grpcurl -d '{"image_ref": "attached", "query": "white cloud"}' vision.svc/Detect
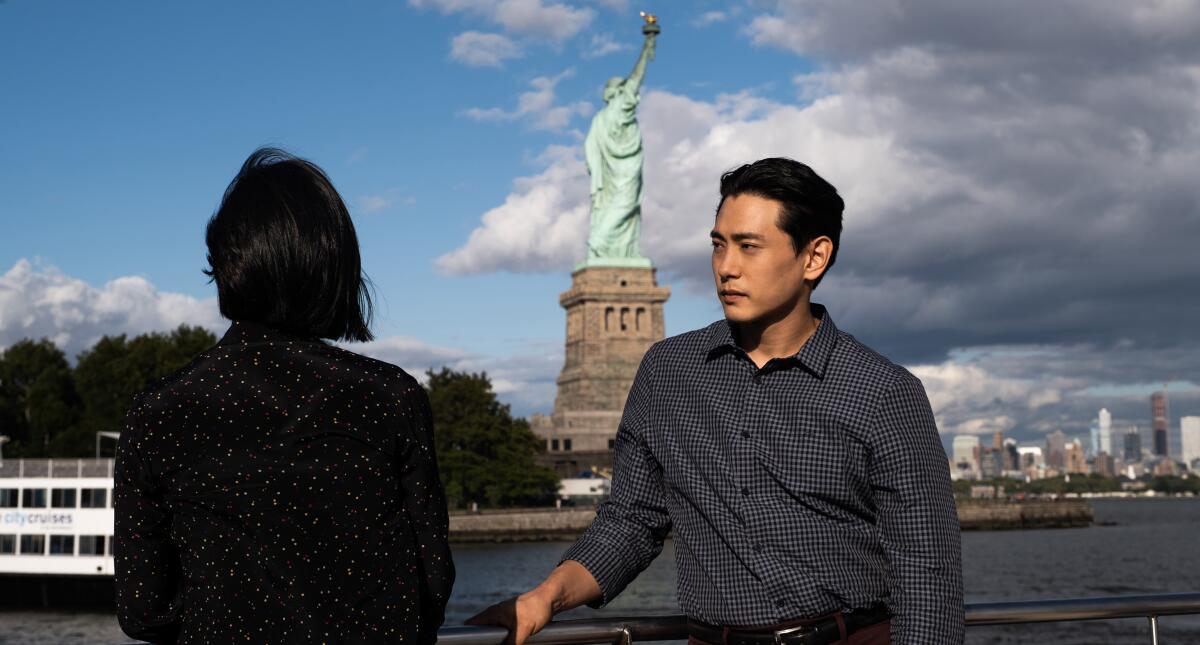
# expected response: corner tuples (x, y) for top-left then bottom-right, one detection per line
(693, 11), (729, 28)
(450, 31), (523, 67)
(356, 195), (393, 214)
(909, 360), (1064, 436)
(346, 146), (369, 164)
(354, 189), (415, 215)
(0, 259), (223, 359)
(462, 68), (593, 131)
(593, 0), (627, 11)
(352, 335), (475, 374)
(582, 33), (628, 59)
(410, 0), (594, 43)
(353, 336), (562, 416)
(435, 144), (589, 274)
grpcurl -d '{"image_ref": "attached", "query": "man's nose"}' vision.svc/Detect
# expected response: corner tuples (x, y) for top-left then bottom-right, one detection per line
(715, 250), (741, 280)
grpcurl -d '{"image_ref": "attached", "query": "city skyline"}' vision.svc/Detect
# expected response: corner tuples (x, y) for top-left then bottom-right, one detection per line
(2, 1), (1199, 449)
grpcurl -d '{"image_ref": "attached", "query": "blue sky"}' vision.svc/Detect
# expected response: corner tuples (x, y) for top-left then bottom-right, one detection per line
(0, 1), (810, 352)
(3, 1), (1199, 450)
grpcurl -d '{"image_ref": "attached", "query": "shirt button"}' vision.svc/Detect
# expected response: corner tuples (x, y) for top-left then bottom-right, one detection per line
(741, 487), (750, 496)
(753, 542), (763, 553)
(775, 599), (788, 609)
(741, 430), (750, 439)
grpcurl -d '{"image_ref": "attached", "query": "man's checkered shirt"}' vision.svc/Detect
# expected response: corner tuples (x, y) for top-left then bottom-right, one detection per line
(562, 305), (964, 644)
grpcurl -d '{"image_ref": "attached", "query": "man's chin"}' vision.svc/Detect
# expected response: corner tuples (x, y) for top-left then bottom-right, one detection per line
(720, 304), (758, 324)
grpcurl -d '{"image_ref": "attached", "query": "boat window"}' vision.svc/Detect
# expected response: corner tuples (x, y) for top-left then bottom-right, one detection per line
(19, 534), (45, 555)
(0, 535), (14, 554)
(78, 535), (105, 556)
(81, 488), (107, 508)
(51, 488), (77, 508)
(0, 489), (17, 508)
(49, 535), (74, 556)
(21, 489), (47, 508)
(107, 535), (114, 556)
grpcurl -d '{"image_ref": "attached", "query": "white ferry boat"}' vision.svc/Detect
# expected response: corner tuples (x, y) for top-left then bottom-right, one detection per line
(0, 458), (115, 605)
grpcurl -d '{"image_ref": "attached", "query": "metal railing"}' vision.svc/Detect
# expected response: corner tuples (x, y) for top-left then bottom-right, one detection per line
(436, 593), (1200, 645)
(0, 458), (115, 478)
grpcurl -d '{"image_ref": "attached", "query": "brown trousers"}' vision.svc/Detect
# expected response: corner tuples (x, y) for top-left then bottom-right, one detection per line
(687, 619), (891, 645)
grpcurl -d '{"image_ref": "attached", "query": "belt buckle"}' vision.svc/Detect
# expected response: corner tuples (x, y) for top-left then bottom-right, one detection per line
(771, 624), (813, 645)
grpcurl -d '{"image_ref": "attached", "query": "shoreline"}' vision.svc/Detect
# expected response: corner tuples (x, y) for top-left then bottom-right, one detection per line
(448, 499), (1100, 543)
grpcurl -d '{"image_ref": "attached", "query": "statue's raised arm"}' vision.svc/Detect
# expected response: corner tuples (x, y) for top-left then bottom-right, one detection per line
(626, 13), (659, 93)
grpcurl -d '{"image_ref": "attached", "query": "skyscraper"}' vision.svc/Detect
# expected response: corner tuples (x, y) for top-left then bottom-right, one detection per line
(952, 435), (982, 476)
(1151, 391), (1169, 457)
(1065, 439), (1087, 474)
(1124, 426), (1142, 462)
(1046, 430), (1067, 469)
(1182, 416), (1200, 470)
(1098, 408), (1112, 455)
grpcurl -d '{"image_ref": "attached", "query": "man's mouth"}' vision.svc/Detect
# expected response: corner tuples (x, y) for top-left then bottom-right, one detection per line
(719, 290), (747, 303)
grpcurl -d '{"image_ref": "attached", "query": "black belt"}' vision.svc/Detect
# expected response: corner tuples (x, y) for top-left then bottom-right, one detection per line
(686, 605), (890, 645)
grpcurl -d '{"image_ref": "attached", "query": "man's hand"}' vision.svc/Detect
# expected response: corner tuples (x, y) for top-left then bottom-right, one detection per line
(466, 560), (602, 645)
(465, 587), (555, 645)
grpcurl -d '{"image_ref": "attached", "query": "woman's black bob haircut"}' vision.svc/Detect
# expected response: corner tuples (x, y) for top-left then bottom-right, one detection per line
(203, 147), (374, 342)
(717, 157), (844, 289)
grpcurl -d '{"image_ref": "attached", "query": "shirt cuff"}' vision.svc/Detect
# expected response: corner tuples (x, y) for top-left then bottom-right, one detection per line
(560, 536), (640, 608)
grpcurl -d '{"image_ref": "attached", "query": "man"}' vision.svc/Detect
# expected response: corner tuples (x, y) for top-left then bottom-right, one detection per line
(469, 158), (963, 644)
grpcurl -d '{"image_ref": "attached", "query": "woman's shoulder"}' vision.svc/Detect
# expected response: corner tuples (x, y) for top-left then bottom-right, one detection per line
(314, 342), (423, 395)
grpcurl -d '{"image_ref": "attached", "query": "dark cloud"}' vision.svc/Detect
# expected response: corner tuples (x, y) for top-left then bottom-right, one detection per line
(442, 1), (1200, 434)
(725, 1), (1200, 369)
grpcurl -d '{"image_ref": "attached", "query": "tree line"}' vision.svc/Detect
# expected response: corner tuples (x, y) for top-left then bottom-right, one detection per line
(0, 326), (558, 508)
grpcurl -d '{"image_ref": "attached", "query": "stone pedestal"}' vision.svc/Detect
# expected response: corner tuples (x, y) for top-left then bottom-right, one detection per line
(534, 265), (669, 477)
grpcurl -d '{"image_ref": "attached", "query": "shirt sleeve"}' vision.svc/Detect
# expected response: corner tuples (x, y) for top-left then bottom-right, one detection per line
(560, 348), (671, 606)
(399, 385), (456, 644)
(114, 398), (183, 645)
(868, 371), (964, 645)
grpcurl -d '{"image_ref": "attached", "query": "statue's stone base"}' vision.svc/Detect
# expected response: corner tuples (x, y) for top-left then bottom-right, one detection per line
(532, 265), (670, 478)
(575, 256), (653, 271)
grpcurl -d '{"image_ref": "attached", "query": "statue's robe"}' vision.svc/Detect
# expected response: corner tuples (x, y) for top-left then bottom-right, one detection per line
(584, 81), (644, 260)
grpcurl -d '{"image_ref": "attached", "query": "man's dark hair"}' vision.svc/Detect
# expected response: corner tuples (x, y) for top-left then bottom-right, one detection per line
(204, 147), (374, 342)
(718, 157), (844, 289)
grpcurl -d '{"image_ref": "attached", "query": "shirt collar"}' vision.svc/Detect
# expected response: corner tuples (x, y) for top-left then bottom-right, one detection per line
(217, 319), (323, 346)
(705, 303), (838, 378)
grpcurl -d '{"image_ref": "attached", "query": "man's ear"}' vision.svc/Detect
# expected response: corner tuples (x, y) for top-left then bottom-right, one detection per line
(803, 236), (834, 283)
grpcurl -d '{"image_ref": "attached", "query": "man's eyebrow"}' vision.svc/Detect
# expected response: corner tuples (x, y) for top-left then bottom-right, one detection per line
(710, 231), (767, 241)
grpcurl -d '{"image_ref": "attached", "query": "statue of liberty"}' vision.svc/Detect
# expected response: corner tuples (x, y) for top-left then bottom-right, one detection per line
(581, 14), (659, 268)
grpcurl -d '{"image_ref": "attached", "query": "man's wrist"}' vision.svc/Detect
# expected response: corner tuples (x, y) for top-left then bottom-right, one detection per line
(528, 577), (567, 614)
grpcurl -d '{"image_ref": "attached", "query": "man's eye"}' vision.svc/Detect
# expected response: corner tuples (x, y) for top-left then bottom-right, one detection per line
(740, 243), (756, 250)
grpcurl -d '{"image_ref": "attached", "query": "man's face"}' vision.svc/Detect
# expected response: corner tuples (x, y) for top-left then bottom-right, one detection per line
(710, 194), (812, 325)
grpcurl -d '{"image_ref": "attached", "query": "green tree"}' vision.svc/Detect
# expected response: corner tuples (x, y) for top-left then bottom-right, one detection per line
(0, 339), (79, 457)
(1149, 476), (1200, 495)
(425, 368), (559, 509)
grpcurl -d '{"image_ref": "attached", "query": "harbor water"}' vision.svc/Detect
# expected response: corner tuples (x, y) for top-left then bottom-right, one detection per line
(1, 499), (1198, 644)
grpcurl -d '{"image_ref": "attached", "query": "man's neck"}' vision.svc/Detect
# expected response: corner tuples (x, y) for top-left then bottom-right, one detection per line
(733, 300), (820, 369)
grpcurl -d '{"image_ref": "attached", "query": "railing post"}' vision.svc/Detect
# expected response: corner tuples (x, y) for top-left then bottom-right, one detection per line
(1148, 615), (1159, 645)
(613, 626), (632, 645)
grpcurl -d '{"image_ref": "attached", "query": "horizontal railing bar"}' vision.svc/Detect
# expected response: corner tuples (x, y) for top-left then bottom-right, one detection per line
(435, 593), (1200, 645)
(965, 592), (1200, 625)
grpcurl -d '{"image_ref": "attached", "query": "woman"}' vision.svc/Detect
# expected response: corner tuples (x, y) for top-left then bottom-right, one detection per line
(115, 148), (454, 644)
